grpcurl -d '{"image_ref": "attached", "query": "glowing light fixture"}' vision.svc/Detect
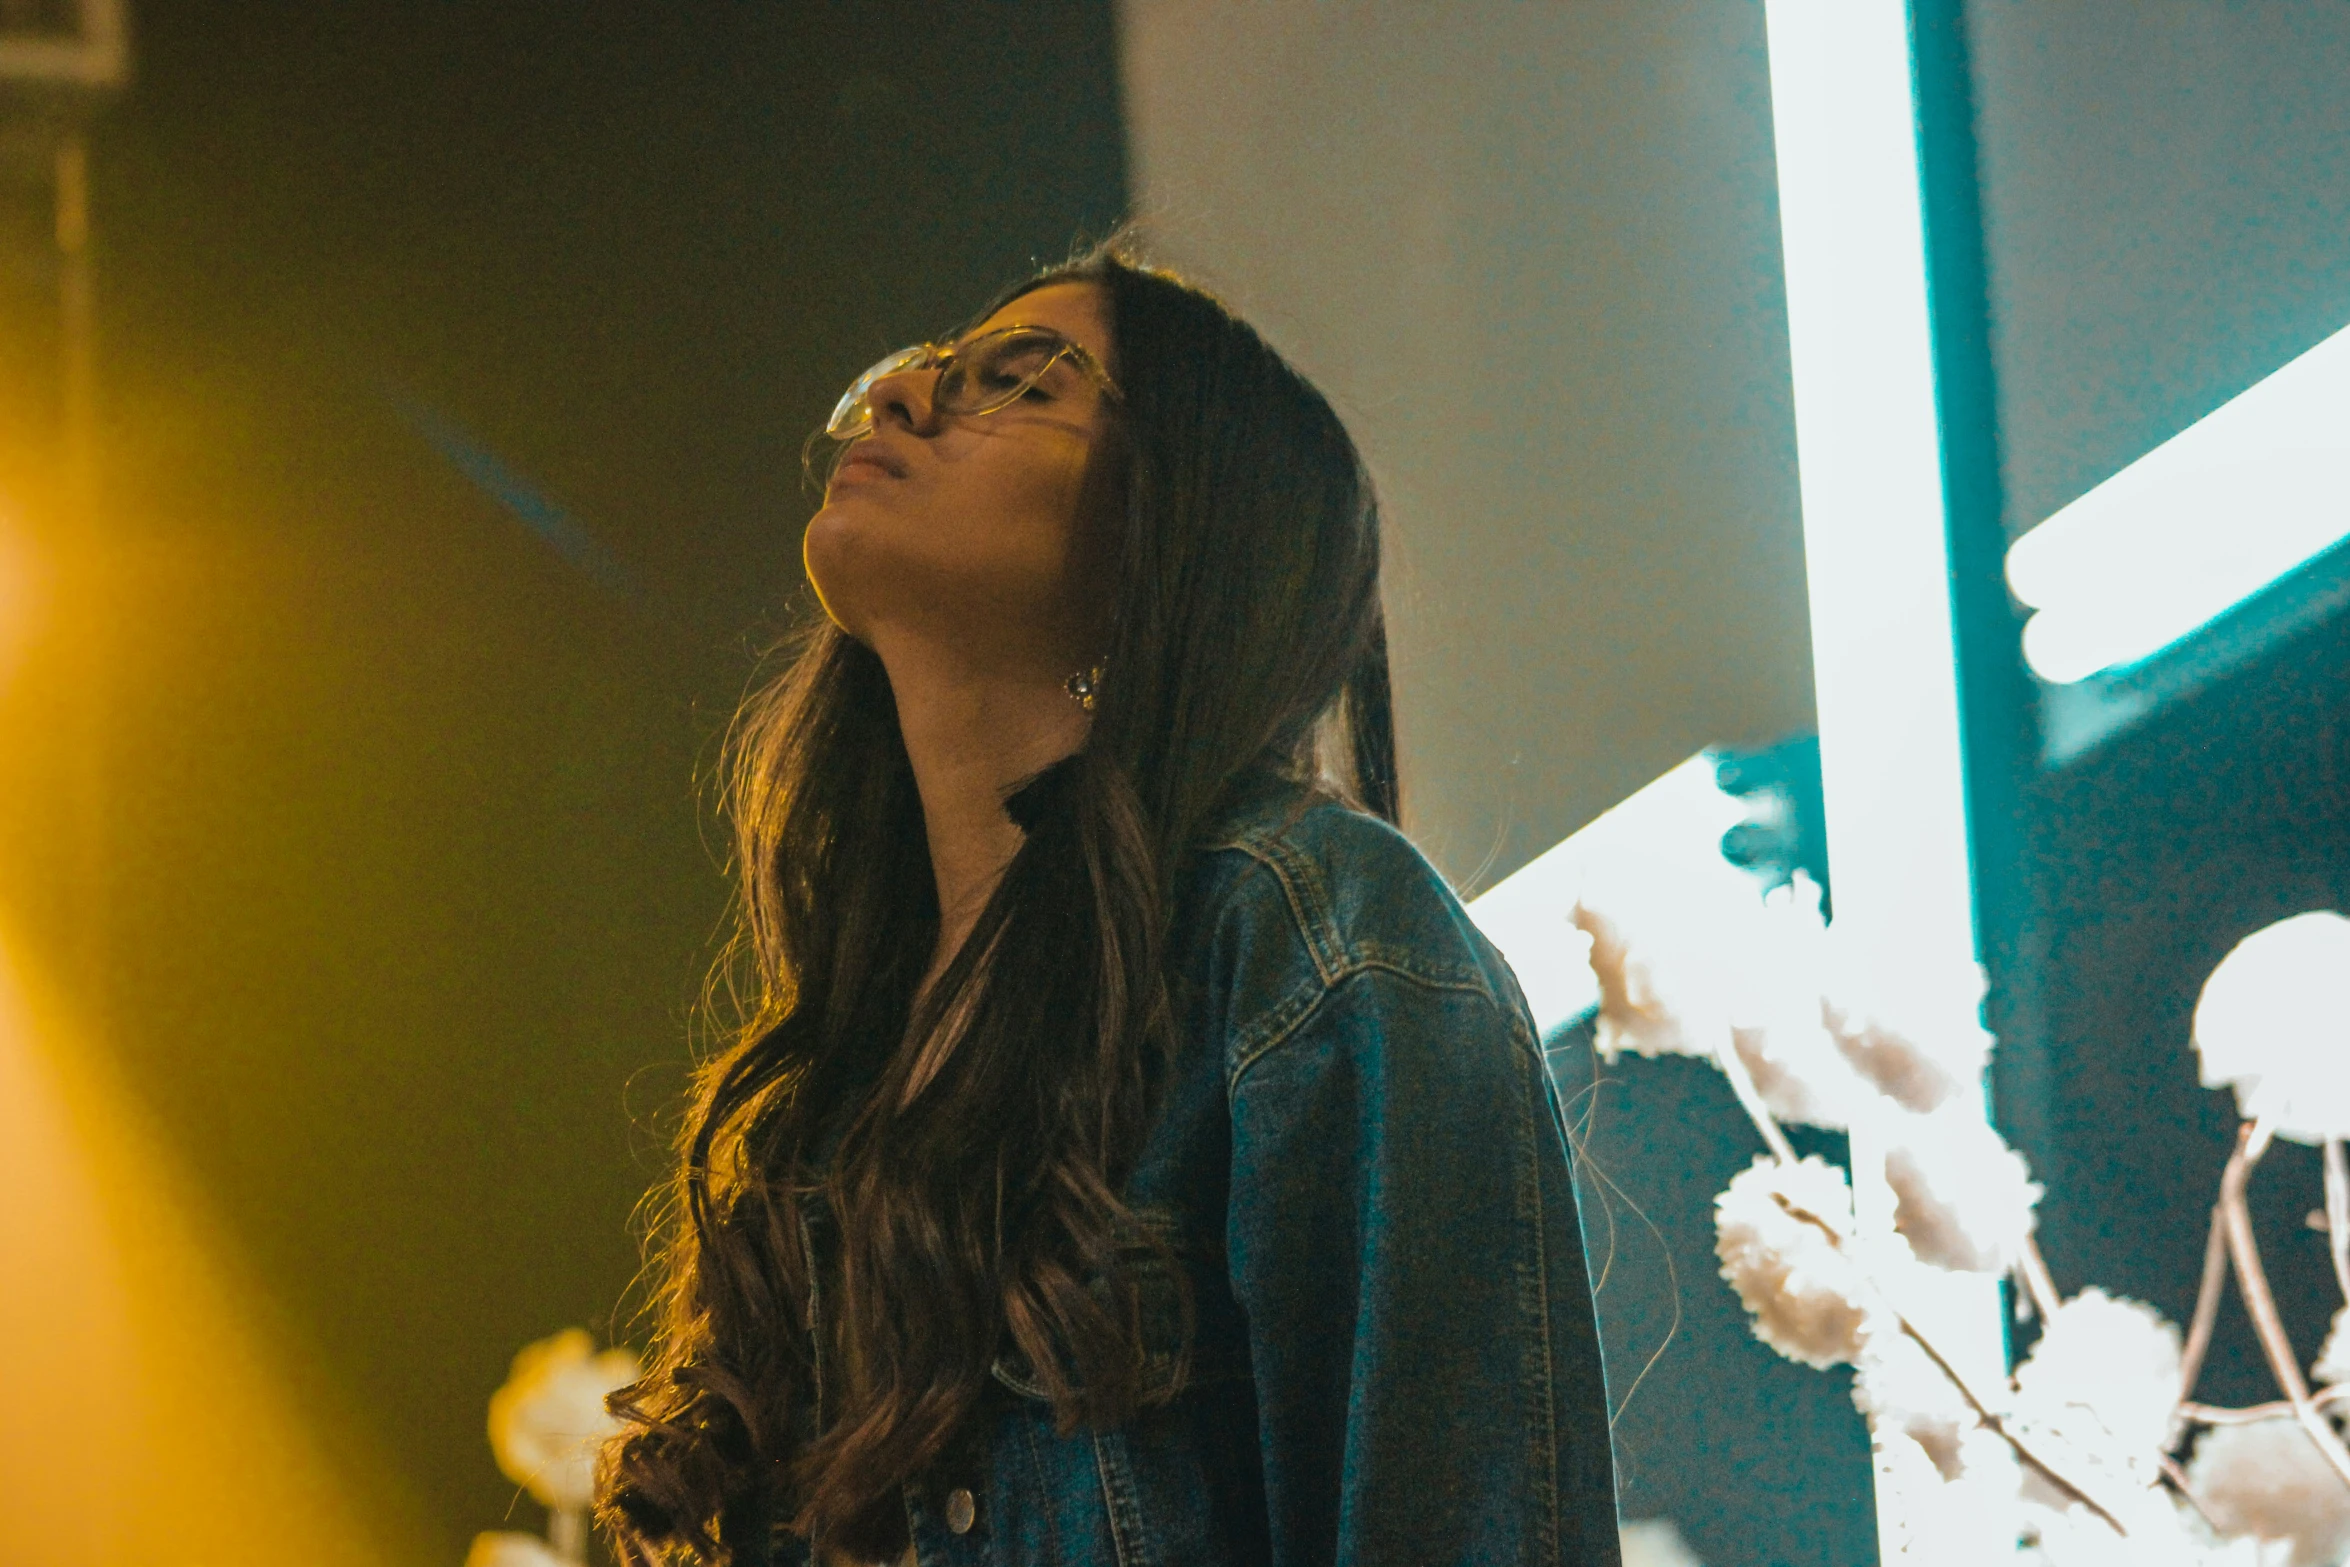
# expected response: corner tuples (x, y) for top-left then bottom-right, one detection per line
(1763, 0), (1976, 993)
(1762, 1), (2008, 1552)
(2006, 319), (2350, 685)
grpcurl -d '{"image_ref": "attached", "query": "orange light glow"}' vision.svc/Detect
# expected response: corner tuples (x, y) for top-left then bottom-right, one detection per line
(0, 507), (36, 693)
(0, 921), (429, 1566)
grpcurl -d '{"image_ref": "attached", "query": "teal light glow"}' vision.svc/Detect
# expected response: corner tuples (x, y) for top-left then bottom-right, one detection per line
(2007, 319), (2350, 685)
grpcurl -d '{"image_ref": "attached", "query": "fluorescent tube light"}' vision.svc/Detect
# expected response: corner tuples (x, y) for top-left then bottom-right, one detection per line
(1762, 2), (2009, 1553)
(2007, 319), (2350, 685)
(1762, 0), (1980, 1046)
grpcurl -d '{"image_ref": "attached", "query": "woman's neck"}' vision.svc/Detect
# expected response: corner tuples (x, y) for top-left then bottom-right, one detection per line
(876, 634), (1090, 990)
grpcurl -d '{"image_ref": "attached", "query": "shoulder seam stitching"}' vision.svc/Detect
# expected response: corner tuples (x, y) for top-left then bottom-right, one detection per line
(1227, 958), (1499, 1091)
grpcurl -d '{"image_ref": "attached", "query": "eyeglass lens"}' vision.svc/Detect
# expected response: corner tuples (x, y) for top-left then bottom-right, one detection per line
(825, 345), (929, 439)
(947, 334), (1067, 412)
(826, 330), (1076, 440)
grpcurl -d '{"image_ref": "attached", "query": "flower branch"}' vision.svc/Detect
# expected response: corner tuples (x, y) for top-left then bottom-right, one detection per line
(2215, 1118), (2350, 1489)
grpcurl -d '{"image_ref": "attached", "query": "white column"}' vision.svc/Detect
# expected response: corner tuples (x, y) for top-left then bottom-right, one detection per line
(1762, 3), (2012, 1558)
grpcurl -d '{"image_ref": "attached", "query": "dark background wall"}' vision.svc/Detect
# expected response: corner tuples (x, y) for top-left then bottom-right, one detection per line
(1, 3), (1127, 1557)
(1968, 0), (2350, 1416)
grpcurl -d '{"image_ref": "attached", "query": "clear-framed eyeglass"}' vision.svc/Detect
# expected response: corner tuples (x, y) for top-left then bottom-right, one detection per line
(823, 324), (1122, 442)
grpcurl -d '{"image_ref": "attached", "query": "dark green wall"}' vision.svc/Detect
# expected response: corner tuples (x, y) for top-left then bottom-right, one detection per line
(1966, 0), (2350, 1426)
(49, 3), (1126, 1553)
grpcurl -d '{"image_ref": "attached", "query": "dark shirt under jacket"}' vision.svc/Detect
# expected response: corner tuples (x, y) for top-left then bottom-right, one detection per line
(780, 782), (1622, 1567)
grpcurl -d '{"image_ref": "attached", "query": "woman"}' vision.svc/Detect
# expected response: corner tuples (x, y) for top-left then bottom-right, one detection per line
(600, 242), (1619, 1566)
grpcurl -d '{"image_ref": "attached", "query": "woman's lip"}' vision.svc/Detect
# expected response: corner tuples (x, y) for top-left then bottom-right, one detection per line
(829, 460), (887, 488)
(835, 446), (906, 481)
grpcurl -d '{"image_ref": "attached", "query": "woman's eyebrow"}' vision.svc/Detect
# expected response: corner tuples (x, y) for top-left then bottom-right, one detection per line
(941, 323), (1029, 359)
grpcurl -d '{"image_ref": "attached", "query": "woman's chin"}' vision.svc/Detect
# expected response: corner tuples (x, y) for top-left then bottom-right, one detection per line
(804, 515), (900, 638)
(803, 498), (873, 568)
(808, 487), (866, 530)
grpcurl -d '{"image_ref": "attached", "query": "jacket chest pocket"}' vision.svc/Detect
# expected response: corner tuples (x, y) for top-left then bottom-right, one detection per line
(990, 1206), (1194, 1407)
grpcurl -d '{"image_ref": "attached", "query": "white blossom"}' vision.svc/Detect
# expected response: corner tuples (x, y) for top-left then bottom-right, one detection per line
(1573, 896), (1712, 1062)
(1726, 878), (1876, 1130)
(2187, 1418), (2350, 1567)
(1856, 1320), (2026, 1561)
(464, 1534), (570, 1567)
(1728, 1002), (1874, 1131)
(2172, 1527), (2301, 1567)
(1880, 1108), (2044, 1275)
(488, 1327), (643, 1512)
(1618, 1519), (1706, 1567)
(2314, 1306), (2350, 1388)
(2011, 1289), (2183, 1489)
(2192, 911), (2350, 1145)
(2019, 1488), (2209, 1567)
(1816, 931), (1995, 1117)
(1854, 1324), (1983, 1481)
(1714, 1154), (1876, 1369)
(1872, 1419), (2025, 1562)
(1578, 873), (1876, 1129)
(1821, 989), (1987, 1117)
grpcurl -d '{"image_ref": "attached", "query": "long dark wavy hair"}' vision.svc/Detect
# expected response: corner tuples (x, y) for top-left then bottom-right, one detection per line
(598, 241), (1397, 1563)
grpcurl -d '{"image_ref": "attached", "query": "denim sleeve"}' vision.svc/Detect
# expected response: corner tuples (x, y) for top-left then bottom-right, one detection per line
(1224, 964), (1620, 1567)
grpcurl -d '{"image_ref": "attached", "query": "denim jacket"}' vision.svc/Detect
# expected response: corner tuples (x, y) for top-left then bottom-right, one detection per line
(779, 785), (1620, 1567)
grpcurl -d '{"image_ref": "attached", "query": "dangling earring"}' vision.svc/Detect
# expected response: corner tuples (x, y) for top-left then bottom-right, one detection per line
(1063, 662), (1105, 712)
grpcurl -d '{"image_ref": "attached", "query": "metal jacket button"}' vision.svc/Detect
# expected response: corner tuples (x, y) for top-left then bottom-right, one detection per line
(944, 1487), (976, 1535)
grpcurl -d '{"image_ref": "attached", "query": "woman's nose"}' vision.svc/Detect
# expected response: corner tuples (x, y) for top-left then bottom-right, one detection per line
(866, 363), (942, 435)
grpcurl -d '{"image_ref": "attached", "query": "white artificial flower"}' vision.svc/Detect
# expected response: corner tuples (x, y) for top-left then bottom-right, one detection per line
(1714, 1154), (1877, 1369)
(2019, 1485), (2209, 1567)
(1573, 896), (1714, 1062)
(1817, 933), (1995, 1117)
(1618, 1518), (1706, 1567)
(488, 1328), (643, 1512)
(1821, 991), (1989, 1117)
(2010, 1289), (2183, 1491)
(2173, 1529), (2300, 1567)
(1725, 878), (1876, 1130)
(2315, 1306), (2350, 1388)
(1578, 873), (1875, 1129)
(2187, 1418), (2350, 1567)
(1880, 1108), (2044, 1275)
(464, 1533), (570, 1567)
(1727, 981), (1878, 1132)
(1854, 1324), (1984, 1482)
(2192, 911), (2350, 1145)
(1872, 1420), (2025, 1563)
